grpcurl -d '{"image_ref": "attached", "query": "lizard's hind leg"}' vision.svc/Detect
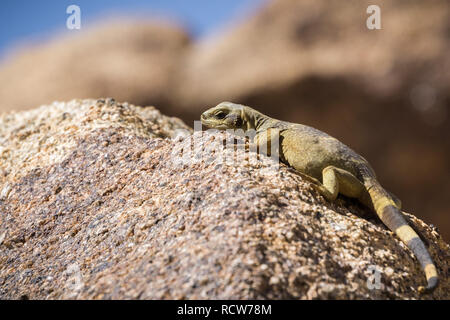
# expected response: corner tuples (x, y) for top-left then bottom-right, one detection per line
(318, 166), (372, 207)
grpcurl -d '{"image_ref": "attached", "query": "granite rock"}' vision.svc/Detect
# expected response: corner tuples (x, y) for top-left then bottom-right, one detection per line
(0, 99), (448, 299)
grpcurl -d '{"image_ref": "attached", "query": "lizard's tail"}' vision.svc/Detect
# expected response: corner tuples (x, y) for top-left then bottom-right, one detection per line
(362, 174), (438, 293)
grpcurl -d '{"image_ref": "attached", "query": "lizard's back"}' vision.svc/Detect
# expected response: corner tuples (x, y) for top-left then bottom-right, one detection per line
(275, 122), (375, 181)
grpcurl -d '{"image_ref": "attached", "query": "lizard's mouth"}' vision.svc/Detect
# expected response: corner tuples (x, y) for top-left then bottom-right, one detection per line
(200, 117), (228, 129)
(202, 122), (228, 130)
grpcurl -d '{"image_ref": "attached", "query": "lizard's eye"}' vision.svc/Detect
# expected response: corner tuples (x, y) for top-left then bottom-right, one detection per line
(215, 111), (227, 119)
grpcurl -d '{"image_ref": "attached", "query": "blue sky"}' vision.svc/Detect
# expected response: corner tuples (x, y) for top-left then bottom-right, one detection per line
(0, 0), (264, 55)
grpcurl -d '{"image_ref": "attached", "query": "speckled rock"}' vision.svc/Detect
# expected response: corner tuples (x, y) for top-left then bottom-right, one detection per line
(0, 99), (448, 299)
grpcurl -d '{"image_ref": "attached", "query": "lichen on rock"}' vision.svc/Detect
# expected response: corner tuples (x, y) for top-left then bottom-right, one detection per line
(0, 99), (448, 299)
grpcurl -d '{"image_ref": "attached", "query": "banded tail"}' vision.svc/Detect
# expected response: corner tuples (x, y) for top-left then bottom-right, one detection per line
(362, 175), (438, 293)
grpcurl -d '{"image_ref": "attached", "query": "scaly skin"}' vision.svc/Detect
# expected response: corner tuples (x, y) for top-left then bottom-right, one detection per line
(201, 101), (438, 293)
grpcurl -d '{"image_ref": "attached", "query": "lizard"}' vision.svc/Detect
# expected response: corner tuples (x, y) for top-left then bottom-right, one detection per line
(200, 101), (438, 294)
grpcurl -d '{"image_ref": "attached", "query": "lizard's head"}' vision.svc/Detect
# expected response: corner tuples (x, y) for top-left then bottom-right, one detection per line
(201, 102), (246, 130)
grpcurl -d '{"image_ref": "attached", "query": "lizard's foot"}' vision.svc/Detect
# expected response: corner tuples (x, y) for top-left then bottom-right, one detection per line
(310, 184), (336, 202)
(290, 169), (337, 202)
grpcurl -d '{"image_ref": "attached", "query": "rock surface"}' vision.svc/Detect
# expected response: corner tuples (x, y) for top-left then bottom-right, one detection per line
(0, 99), (448, 299)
